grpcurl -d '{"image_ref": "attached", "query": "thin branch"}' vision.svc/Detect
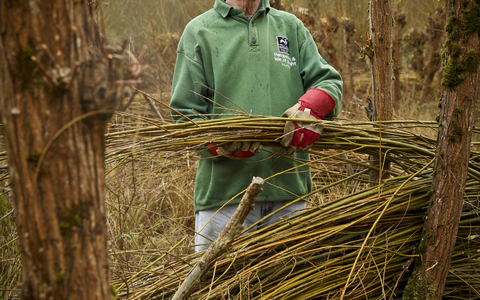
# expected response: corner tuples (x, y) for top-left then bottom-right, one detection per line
(171, 177), (265, 300)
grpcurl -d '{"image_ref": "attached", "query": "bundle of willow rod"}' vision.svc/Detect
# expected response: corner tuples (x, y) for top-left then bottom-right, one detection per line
(107, 116), (480, 299)
(112, 175), (480, 299)
(105, 115), (480, 181)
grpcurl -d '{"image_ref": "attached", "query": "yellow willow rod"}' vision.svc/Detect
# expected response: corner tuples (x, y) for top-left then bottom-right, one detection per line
(448, 269), (480, 297)
(340, 156), (436, 300)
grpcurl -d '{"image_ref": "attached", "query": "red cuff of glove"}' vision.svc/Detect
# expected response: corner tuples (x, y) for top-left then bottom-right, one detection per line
(290, 89), (335, 149)
(208, 146), (255, 159)
(298, 88), (336, 119)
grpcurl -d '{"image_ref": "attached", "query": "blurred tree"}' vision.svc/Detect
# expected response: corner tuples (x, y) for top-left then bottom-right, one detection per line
(368, 0), (394, 121)
(403, 0), (480, 298)
(367, 0), (394, 184)
(392, 10), (407, 113)
(341, 17), (356, 100)
(319, 17), (341, 72)
(0, 1), (136, 298)
(420, 6), (447, 101)
(405, 29), (428, 79)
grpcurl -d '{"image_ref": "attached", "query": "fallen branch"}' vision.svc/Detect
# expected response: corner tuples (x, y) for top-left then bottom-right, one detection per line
(171, 176), (264, 300)
(141, 93), (164, 121)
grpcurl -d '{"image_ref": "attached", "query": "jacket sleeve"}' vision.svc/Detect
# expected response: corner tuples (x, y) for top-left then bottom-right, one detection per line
(298, 24), (343, 119)
(170, 26), (211, 124)
(170, 26), (221, 160)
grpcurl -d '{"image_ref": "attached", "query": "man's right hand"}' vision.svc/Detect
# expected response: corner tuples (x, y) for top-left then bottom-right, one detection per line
(209, 141), (263, 159)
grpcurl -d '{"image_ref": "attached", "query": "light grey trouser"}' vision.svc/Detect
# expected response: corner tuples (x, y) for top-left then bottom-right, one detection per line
(194, 200), (306, 252)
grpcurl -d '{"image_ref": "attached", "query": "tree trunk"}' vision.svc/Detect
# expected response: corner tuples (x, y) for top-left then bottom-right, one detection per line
(420, 6), (446, 101)
(0, 1), (132, 298)
(403, 1), (479, 299)
(392, 10), (406, 114)
(368, 0), (393, 184)
(405, 29), (427, 80)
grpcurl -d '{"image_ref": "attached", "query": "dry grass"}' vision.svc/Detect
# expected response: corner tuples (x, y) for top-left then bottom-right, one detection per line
(0, 128), (19, 299)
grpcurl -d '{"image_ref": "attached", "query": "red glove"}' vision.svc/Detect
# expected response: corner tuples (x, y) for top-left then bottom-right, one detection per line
(208, 141), (262, 159)
(280, 89), (335, 154)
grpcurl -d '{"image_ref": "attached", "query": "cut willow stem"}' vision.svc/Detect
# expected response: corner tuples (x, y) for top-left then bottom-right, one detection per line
(340, 156), (435, 299)
(171, 176), (264, 300)
(142, 93), (164, 121)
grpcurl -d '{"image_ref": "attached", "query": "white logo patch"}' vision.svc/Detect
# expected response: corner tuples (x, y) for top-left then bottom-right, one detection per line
(277, 36), (290, 54)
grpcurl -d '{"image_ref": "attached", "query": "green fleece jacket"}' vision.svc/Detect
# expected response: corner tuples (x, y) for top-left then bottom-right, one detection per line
(170, 0), (343, 213)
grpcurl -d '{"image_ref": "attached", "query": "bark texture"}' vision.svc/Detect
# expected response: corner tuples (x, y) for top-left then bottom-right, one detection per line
(0, 1), (132, 299)
(368, 0), (393, 184)
(369, 0), (393, 121)
(404, 1), (480, 299)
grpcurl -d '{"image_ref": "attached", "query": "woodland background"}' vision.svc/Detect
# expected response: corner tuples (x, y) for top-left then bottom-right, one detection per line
(1, 0), (479, 298)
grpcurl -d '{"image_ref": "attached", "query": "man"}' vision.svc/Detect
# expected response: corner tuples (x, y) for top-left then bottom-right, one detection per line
(170, 0), (343, 252)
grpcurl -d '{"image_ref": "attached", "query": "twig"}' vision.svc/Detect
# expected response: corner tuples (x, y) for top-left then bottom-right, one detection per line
(31, 56), (55, 87)
(389, 248), (416, 300)
(171, 176), (264, 300)
(426, 260), (438, 272)
(133, 87), (201, 127)
(0, 237), (18, 250)
(355, 32), (374, 59)
(141, 93), (164, 121)
(0, 210), (13, 223)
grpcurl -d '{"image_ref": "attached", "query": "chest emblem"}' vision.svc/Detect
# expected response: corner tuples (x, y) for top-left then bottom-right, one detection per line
(276, 36), (289, 54)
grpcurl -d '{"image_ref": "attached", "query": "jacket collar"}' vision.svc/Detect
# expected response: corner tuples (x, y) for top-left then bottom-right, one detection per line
(214, 0), (270, 19)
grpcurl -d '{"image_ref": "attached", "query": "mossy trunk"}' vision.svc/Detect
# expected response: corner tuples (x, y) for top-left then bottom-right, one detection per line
(0, 1), (130, 298)
(368, 0), (393, 184)
(404, 1), (480, 299)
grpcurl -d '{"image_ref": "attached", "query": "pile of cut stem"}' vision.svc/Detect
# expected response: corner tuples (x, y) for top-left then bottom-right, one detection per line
(109, 116), (480, 299)
(106, 116), (480, 180)
(113, 177), (480, 299)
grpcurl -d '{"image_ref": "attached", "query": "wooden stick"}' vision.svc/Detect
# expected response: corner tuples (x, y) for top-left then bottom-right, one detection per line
(171, 176), (264, 300)
(141, 93), (164, 121)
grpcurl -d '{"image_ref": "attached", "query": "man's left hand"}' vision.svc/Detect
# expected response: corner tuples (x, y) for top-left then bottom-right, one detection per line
(280, 103), (324, 154)
(280, 89), (335, 154)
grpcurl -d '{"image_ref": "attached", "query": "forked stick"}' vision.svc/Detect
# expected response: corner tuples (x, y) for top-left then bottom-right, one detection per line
(171, 176), (264, 300)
